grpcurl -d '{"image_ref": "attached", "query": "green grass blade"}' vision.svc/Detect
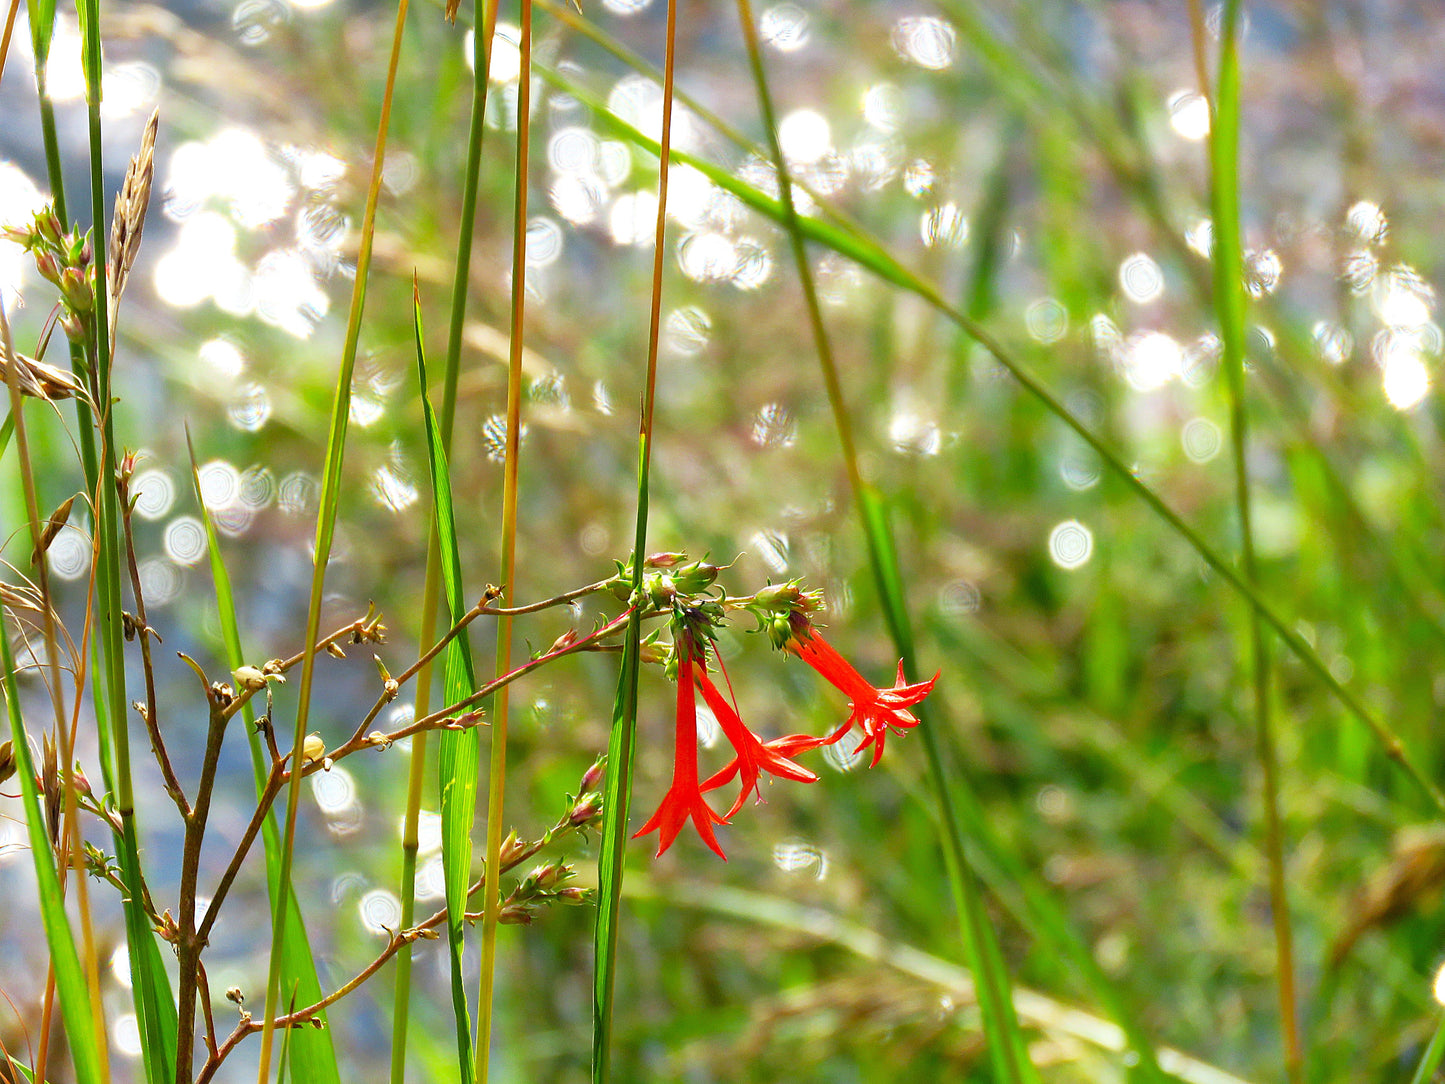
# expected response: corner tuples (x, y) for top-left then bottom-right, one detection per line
(255, 0), (405, 1069)
(591, 495), (644, 1084)
(475, 5), (534, 1074)
(20, 23), (172, 1084)
(857, 489), (1040, 1083)
(0, 610), (104, 1084)
(24, 0), (53, 67)
(185, 432), (340, 1084)
(1410, 1011), (1445, 1084)
(1205, 1), (1301, 1077)
(593, 3), (678, 1077)
(414, 289), (480, 1084)
(729, 4), (1039, 1072)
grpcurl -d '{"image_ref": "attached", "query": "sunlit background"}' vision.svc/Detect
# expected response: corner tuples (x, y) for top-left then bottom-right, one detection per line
(5, 0), (1445, 1080)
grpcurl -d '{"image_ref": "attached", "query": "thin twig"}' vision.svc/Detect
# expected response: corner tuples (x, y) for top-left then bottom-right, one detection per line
(199, 817), (568, 1084)
(118, 471), (190, 817)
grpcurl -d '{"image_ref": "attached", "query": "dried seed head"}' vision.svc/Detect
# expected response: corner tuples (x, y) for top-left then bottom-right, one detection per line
(109, 108), (159, 311)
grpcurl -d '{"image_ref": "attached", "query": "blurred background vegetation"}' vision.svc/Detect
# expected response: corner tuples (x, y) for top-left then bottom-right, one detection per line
(5, 0), (1445, 1080)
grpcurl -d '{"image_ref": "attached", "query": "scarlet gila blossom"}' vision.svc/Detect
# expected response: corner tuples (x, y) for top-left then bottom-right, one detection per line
(786, 614), (938, 768)
(633, 629), (729, 858)
(635, 600), (938, 858)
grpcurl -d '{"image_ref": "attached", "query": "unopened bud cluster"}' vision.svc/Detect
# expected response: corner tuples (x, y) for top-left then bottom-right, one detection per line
(497, 861), (592, 925)
(4, 207), (96, 342)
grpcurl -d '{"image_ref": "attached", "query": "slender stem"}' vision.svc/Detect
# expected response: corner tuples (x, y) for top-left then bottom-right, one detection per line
(1199, 1), (1302, 1077)
(592, 2), (676, 1078)
(254, 2), (407, 1072)
(201, 813), (569, 1084)
(0, 0), (19, 85)
(175, 695), (232, 1084)
(2, 304), (109, 1083)
(476, 1), (531, 1073)
(412, 1), (496, 1076)
(119, 488), (191, 817)
(387, 545), (438, 1084)
(198, 612), (628, 950)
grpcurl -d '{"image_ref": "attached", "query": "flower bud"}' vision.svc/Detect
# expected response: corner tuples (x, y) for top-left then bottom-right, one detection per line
(548, 628), (581, 656)
(568, 792), (604, 827)
(33, 249), (62, 286)
(301, 733), (327, 766)
(645, 552), (686, 568)
(60, 266), (93, 312)
(578, 756), (606, 795)
(753, 582), (803, 611)
(497, 830), (525, 866)
(1, 223), (33, 248)
(59, 311), (86, 342)
(643, 572), (676, 607)
(37, 210), (63, 248)
(672, 561), (720, 594)
(232, 665), (269, 691)
(498, 902), (534, 925)
(526, 861), (568, 892)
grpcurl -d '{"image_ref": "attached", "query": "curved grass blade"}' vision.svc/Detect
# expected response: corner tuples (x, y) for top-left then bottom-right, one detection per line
(631, 877), (1250, 1084)
(535, 59), (1445, 817)
(185, 430), (340, 1084)
(0, 611), (104, 1084)
(730, 4), (1038, 1074)
(414, 286), (480, 1084)
(1410, 1011), (1445, 1084)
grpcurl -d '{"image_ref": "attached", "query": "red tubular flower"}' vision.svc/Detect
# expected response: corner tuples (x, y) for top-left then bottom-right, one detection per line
(789, 621), (938, 768)
(696, 657), (820, 819)
(633, 634), (729, 859)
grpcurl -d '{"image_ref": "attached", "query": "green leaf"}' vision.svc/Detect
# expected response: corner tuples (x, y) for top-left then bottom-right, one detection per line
(415, 290), (480, 1084)
(25, 0), (56, 69)
(0, 610), (105, 1084)
(186, 429), (341, 1084)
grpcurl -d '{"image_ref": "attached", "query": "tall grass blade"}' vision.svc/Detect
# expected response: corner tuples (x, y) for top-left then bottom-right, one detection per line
(414, 287), (480, 1084)
(0, 611), (104, 1084)
(255, 0), (406, 1068)
(392, 1), (493, 1076)
(21, 17), (173, 1080)
(476, 2), (533, 1075)
(1410, 1012), (1445, 1084)
(592, 1), (676, 1078)
(185, 431), (341, 1084)
(1202, 0), (1301, 1075)
(731, 4), (1037, 1074)
(24, 0), (53, 66)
